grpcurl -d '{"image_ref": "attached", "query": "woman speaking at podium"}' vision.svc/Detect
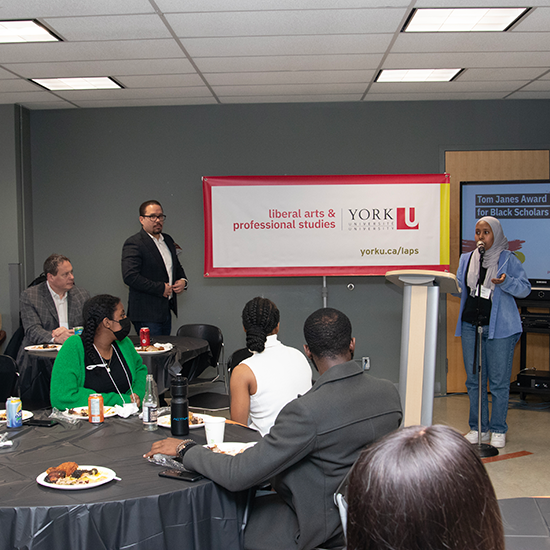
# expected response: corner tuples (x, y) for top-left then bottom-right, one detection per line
(455, 216), (530, 448)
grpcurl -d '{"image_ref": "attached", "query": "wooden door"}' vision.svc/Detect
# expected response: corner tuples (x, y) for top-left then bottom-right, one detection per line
(445, 150), (550, 392)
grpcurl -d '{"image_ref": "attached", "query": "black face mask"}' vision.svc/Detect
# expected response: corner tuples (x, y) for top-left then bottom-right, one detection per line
(109, 317), (131, 341)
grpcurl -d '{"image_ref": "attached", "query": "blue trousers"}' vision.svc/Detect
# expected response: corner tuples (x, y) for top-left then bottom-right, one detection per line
(461, 321), (520, 434)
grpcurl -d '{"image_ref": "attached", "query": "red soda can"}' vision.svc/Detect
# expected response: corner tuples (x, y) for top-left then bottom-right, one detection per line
(140, 327), (151, 347)
(88, 394), (104, 423)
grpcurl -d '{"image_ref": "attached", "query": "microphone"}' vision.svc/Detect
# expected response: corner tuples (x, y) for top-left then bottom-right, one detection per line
(477, 240), (485, 255)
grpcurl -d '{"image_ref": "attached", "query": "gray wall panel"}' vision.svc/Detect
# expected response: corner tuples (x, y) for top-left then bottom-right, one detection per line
(27, 99), (550, 384)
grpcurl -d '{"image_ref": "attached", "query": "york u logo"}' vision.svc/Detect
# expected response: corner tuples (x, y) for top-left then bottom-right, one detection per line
(396, 207), (419, 230)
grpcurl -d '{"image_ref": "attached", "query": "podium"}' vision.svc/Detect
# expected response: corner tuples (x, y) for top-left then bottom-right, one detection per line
(386, 270), (459, 427)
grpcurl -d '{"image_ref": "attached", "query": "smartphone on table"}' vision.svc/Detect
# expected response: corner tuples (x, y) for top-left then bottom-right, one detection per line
(158, 469), (205, 482)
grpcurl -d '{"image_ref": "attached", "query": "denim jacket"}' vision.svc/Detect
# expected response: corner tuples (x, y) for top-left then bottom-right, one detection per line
(455, 250), (531, 339)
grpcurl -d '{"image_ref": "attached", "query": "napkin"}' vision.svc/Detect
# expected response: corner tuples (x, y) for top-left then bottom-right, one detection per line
(114, 403), (139, 418)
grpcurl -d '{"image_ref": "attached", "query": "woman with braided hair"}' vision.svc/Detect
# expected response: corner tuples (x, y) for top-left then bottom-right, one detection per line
(230, 297), (312, 435)
(50, 295), (147, 410)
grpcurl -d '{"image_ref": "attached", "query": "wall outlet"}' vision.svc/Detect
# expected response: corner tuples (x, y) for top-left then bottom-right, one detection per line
(362, 356), (370, 370)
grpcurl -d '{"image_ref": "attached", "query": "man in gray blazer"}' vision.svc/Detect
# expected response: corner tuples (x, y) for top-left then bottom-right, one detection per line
(146, 308), (402, 550)
(16, 254), (90, 404)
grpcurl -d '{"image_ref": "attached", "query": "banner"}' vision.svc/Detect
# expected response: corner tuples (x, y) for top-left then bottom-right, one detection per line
(203, 174), (450, 277)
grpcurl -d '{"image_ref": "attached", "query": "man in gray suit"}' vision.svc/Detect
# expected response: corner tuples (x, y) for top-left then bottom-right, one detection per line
(146, 307), (402, 550)
(16, 254), (90, 405)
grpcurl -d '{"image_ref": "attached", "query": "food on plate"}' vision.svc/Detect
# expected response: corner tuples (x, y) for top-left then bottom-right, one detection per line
(135, 344), (165, 352)
(207, 444), (247, 456)
(45, 461), (79, 483)
(40, 344), (59, 349)
(67, 408), (89, 417)
(0, 412), (5, 421)
(189, 412), (203, 425)
(44, 462), (106, 486)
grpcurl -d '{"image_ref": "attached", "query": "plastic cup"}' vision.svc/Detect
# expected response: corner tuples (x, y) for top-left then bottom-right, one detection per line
(73, 326), (84, 336)
(204, 416), (225, 446)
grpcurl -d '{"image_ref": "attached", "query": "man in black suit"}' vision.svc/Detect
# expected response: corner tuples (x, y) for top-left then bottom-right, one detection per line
(122, 200), (188, 336)
(146, 308), (402, 550)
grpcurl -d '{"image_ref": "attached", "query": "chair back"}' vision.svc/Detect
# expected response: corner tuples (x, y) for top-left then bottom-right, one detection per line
(227, 348), (252, 374)
(0, 354), (19, 404)
(176, 324), (224, 368)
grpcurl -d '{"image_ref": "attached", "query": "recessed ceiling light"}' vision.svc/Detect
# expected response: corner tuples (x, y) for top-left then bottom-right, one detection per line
(31, 77), (123, 91)
(376, 69), (463, 82)
(403, 8), (529, 32)
(0, 20), (60, 43)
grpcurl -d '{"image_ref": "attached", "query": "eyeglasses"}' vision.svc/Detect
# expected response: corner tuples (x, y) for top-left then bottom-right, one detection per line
(143, 214), (166, 221)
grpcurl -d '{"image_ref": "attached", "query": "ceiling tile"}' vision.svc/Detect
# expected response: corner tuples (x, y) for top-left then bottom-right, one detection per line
(156, 0), (410, 12)
(220, 93), (361, 103)
(458, 68), (549, 81)
(364, 91), (507, 100)
(385, 51), (550, 69)
(205, 69), (374, 86)
(0, 0), (155, 18)
(0, 79), (41, 92)
(393, 32), (550, 54)
(116, 74), (205, 87)
(520, 80), (550, 91)
(4, 59), (197, 78)
(54, 86), (214, 101)
(508, 91), (550, 99)
(0, 39), (185, 63)
(196, 54), (383, 73)
(165, 8), (407, 37)
(42, 15), (172, 41)
(212, 82), (367, 96)
(71, 97), (218, 108)
(512, 7), (550, 32)
(0, 90), (59, 104)
(182, 34), (393, 58)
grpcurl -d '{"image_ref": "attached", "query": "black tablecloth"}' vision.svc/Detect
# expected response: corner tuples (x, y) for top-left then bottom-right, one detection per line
(0, 413), (261, 550)
(130, 335), (211, 394)
(20, 336), (211, 408)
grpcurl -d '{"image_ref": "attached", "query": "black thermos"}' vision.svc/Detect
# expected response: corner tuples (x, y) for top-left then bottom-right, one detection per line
(170, 374), (189, 436)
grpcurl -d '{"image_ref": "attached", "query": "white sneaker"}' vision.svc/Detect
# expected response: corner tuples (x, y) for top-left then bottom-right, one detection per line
(465, 430), (490, 444)
(491, 433), (506, 448)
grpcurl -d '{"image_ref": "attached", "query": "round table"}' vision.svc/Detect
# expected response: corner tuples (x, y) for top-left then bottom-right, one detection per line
(0, 412), (261, 550)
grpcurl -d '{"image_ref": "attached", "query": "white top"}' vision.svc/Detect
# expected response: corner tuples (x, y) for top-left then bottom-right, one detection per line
(244, 334), (312, 436)
(47, 281), (68, 329)
(147, 232), (173, 288)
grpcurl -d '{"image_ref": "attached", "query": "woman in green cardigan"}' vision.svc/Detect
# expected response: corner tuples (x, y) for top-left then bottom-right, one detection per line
(50, 294), (147, 410)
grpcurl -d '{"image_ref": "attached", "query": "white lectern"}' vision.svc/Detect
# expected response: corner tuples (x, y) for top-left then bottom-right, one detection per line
(385, 270), (459, 427)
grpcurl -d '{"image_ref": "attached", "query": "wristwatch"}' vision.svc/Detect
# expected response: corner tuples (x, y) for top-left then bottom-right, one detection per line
(176, 439), (196, 458)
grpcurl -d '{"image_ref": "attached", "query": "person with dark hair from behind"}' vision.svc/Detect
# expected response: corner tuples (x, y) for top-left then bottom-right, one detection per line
(347, 424), (505, 550)
(145, 307), (402, 550)
(50, 295), (147, 410)
(230, 297), (312, 435)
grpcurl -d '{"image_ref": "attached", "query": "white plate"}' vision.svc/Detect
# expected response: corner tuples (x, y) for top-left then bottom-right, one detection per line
(0, 410), (33, 423)
(63, 406), (117, 420)
(157, 412), (210, 429)
(135, 343), (174, 355)
(204, 442), (257, 455)
(25, 344), (61, 352)
(36, 465), (117, 490)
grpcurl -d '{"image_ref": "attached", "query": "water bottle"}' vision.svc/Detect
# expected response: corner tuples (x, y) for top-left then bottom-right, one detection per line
(143, 374), (158, 431)
(170, 374), (189, 437)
